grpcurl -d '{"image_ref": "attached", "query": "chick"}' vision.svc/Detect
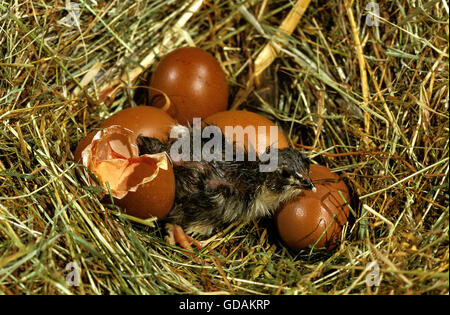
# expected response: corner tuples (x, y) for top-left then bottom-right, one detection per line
(137, 123), (314, 249)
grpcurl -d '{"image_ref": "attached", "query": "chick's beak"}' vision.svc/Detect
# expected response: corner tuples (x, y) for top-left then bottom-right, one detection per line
(304, 177), (316, 192)
(296, 171), (316, 192)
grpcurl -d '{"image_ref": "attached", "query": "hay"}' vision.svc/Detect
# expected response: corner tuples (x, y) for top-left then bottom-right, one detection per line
(0, 0), (448, 294)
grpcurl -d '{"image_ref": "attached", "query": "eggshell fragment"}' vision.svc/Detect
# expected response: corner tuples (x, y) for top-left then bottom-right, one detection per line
(148, 47), (229, 124)
(205, 110), (289, 156)
(275, 165), (351, 250)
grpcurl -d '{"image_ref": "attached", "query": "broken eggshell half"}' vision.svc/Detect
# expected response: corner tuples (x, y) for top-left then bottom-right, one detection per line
(80, 125), (175, 220)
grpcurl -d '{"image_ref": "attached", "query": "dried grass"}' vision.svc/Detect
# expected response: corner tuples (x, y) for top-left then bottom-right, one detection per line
(0, 0), (448, 294)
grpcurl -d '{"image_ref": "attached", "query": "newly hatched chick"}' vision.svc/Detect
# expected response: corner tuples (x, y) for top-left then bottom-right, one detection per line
(137, 123), (314, 249)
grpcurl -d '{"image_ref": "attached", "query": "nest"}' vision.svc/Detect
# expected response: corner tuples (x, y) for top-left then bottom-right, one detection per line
(0, 0), (448, 294)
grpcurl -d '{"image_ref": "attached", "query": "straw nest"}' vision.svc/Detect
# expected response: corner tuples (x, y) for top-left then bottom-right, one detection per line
(0, 0), (448, 294)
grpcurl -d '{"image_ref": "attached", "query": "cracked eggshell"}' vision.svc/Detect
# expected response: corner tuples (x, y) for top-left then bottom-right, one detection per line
(74, 107), (177, 220)
(74, 106), (176, 163)
(148, 47), (229, 124)
(74, 130), (98, 163)
(205, 110), (289, 156)
(275, 164), (351, 250)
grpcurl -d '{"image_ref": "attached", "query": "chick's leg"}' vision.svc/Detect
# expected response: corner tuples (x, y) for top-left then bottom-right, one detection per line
(165, 223), (203, 250)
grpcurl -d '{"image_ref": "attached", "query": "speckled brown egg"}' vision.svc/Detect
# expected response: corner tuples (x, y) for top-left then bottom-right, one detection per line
(275, 164), (351, 250)
(148, 47), (229, 124)
(205, 110), (289, 156)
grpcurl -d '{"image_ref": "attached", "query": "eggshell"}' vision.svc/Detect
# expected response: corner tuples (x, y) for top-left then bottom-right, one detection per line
(74, 130), (97, 163)
(73, 107), (177, 220)
(275, 165), (351, 250)
(74, 106), (175, 163)
(205, 110), (289, 156)
(148, 47), (229, 124)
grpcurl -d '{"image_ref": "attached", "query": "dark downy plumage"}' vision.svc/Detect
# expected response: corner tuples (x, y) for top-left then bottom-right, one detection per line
(137, 123), (315, 240)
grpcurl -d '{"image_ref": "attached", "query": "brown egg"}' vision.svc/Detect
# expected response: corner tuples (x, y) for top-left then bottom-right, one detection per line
(100, 105), (176, 142)
(73, 107), (177, 220)
(275, 165), (351, 250)
(148, 47), (229, 124)
(205, 110), (289, 156)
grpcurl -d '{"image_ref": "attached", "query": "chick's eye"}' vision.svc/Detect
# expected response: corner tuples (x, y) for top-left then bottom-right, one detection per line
(281, 169), (291, 177)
